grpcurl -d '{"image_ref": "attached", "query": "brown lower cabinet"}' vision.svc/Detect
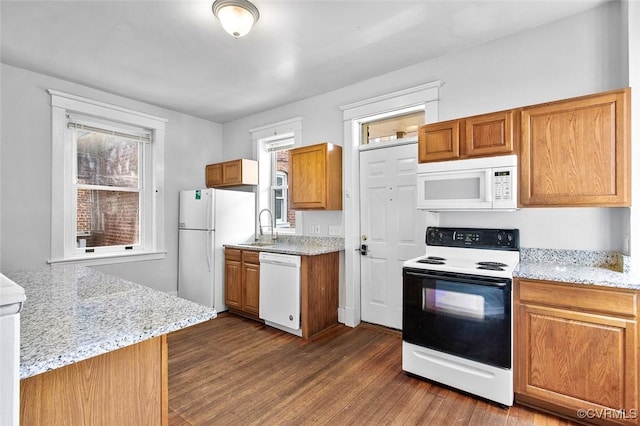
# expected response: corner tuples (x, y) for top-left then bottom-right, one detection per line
(224, 248), (339, 339)
(225, 248), (260, 319)
(21, 335), (168, 425)
(515, 278), (639, 425)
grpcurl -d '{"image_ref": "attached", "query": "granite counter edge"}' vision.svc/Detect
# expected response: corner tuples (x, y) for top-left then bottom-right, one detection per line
(515, 262), (640, 291)
(223, 243), (344, 256)
(20, 311), (216, 379)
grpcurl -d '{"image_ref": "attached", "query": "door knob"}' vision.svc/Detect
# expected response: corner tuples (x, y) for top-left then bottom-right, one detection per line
(355, 244), (369, 256)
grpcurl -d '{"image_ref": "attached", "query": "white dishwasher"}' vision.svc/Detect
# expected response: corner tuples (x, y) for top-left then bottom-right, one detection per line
(259, 252), (302, 336)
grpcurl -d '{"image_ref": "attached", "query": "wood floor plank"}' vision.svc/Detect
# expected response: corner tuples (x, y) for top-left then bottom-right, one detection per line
(167, 313), (582, 426)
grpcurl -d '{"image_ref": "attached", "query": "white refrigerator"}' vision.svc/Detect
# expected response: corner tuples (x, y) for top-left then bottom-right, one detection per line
(178, 188), (255, 312)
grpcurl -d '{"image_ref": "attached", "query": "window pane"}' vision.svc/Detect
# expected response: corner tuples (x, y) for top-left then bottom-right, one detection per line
(274, 157), (294, 228)
(275, 199), (283, 221)
(76, 189), (139, 248)
(77, 131), (139, 188)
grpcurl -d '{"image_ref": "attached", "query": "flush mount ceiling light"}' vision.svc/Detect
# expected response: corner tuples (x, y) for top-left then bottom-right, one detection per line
(212, 0), (260, 38)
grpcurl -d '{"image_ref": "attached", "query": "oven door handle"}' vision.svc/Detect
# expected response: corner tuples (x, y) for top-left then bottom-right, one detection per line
(404, 270), (509, 288)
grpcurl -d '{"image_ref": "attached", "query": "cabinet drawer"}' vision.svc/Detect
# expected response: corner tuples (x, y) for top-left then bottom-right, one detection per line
(242, 250), (260, 264)
(225, 248), (241, 261)
(517, 279), (637, 318)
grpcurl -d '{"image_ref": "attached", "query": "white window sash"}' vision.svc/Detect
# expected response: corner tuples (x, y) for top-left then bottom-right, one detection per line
(265, 137), (294, 152)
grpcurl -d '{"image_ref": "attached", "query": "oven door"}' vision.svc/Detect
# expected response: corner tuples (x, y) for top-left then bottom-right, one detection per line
(402, 267), (511, 369)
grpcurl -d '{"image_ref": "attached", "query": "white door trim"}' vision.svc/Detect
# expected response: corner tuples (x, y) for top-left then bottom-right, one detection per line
(339, 81), (443, 327)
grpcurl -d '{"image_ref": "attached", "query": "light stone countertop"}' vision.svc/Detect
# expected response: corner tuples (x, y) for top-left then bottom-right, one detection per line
(5, 264), (216, 379)
(224, 235), (345, 256)
(515, 248), (640, 291)
(514, 263), (640, 291)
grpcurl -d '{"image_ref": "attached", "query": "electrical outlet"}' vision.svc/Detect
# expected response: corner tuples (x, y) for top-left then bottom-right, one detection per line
(329, 225), (341, 236)
(308, 225), (315, 234)
(314, 225), (321, 234)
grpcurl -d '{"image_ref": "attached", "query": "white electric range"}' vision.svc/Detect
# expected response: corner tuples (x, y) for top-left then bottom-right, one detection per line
(402, 227), (520, 406)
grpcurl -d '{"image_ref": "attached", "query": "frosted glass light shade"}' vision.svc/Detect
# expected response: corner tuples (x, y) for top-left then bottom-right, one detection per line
(212, 0), (260, 38)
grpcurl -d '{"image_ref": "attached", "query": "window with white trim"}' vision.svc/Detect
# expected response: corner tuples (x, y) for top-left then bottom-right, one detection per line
(49, 90), (166, 264)
(250, 117), (302, 235)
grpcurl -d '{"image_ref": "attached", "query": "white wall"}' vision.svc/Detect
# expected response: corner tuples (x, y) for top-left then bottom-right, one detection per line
(222, 1), (628, 251)
(0, 1), (631, 298)
(0, 64), (224, 293)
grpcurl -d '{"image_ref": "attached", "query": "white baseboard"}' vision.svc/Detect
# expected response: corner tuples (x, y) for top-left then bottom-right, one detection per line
(341, 307), (359, 328)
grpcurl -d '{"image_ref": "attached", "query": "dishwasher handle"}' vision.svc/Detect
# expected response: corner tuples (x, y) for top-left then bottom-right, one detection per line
(262, 259), (298, 267)
(259, 252), (301, 267)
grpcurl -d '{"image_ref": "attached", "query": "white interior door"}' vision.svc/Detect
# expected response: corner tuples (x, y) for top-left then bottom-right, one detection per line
(359, 142), (427, 329)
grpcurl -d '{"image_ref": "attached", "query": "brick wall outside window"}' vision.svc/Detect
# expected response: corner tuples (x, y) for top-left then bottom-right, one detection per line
(76, 133), (140, 248)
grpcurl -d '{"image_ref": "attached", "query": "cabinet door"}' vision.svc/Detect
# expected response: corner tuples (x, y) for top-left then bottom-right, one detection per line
(517, 303), (638, 423)
(520, 88), (630, 207)
(205, 163), (223, 188)
(242, 262), (260, 316)
(290, 144), (327, 209)
(289, 143), (342, 210)
(224, 251), (242, 309)
(222, 161), (242, 185)
(465, 110), (515, 157)
(418, 120), (461, 163)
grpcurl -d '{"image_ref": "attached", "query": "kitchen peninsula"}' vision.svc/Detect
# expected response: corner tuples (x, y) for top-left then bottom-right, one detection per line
(5, 265), (216, 426)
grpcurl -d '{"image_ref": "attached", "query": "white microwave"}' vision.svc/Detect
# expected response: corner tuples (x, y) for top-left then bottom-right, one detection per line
(417, 155), (518, 211)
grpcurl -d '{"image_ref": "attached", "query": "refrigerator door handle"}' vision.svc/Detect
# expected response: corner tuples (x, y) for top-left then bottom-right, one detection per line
(206, 230), (213, 271)
(207, 190), (213, 230)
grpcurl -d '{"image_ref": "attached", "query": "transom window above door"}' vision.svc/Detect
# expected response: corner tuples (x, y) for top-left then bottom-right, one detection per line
(361, 111), (424, 145)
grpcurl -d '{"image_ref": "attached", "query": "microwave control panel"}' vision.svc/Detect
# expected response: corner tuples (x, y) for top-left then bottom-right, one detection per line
(493, 169), (513, 201)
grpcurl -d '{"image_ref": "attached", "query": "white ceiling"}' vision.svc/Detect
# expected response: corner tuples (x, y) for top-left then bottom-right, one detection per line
(1, 0), (607, 123)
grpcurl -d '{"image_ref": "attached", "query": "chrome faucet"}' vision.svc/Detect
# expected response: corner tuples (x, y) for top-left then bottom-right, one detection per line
(258, 208), (278, 241)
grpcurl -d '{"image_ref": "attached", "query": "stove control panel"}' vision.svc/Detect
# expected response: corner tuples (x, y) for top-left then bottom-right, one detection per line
(426, 227), (519, 250)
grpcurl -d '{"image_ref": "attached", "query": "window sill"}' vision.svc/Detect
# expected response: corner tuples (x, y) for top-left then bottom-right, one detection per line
(48, 251), (167, 267)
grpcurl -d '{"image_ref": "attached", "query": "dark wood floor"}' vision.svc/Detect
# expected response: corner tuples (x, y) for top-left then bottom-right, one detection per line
(167, 313), (580, 425)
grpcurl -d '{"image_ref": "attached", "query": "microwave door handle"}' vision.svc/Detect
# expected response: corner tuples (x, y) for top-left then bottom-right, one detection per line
(485, 170), (493, 203)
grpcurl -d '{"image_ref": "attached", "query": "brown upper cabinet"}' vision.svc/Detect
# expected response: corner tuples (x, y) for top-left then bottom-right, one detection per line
(519, 88), (630, 207)
(289, 142), (342, 210)
(205, 159), (258, 188)
(418, 109), (516, 163)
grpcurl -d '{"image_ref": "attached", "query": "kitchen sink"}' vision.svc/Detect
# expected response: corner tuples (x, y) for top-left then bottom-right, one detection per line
(248, 241), (275, 247)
